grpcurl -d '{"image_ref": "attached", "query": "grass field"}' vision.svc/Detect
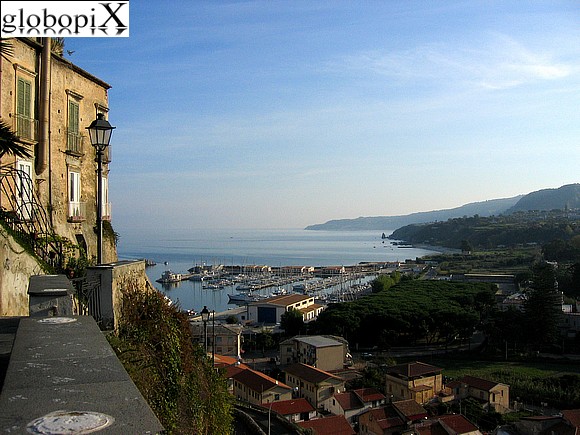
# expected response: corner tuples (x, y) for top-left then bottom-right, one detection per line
(427, 356), (580, 409)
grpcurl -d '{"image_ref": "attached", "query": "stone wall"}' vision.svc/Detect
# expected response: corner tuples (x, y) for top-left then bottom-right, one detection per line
(0, 227), (44, 316)
(86, 260), (155, 330)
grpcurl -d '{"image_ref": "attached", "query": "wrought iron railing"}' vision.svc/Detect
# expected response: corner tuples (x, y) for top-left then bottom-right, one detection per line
(14, 114), (38, 142)
(71, 275), (104, 327)
(0, 167), (63, 270)
(66, 130), (84, 155)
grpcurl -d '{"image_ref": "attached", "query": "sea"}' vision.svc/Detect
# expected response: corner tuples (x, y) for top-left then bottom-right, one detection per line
(117, 228), (441, 315)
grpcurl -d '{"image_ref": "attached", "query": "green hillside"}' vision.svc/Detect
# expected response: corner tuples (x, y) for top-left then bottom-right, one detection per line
(389, 210), (580, 250)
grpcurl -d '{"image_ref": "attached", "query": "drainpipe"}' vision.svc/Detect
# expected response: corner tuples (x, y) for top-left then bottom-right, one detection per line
(36, 37), (51, 175)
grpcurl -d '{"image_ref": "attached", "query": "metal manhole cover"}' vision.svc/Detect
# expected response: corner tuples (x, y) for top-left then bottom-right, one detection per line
(27, 410), (114, 434)
(37, 317), (77, 324)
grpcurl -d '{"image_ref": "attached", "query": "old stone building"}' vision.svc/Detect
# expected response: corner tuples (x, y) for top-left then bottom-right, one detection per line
(0, 37), (117, 315)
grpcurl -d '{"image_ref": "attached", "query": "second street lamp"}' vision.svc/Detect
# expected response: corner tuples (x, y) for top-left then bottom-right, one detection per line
(86, 113), (115, 265)
(201, 306), (210, 354)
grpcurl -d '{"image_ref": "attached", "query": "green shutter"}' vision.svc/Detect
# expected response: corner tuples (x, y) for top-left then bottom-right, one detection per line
(17, 78), (31, 117)
(68, 101), (79, 134)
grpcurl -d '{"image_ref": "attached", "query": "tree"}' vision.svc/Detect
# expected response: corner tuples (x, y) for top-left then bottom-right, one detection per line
(280, 308), (305, 337)
(523, 262), (563, 351)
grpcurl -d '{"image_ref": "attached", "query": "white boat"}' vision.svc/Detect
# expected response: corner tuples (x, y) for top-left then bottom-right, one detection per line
(292, 283), (309, 293)
(236, 284), (253, 292)
(156, 270), (181, 284)
(228, 292), (262, 304)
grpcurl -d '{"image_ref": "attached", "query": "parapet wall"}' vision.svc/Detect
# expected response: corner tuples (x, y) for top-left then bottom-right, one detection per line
(0, 227), (44, 316)
(86, 259), (154, 330)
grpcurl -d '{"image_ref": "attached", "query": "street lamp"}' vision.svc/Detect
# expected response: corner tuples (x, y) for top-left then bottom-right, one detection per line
(86, 113), (115, 264)
(211, 309), (215, 365)
(201, 306), (210, 353)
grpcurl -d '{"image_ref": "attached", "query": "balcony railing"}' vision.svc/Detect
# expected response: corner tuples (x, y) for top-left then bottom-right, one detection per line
(68, 201), (86, 222)
(102, 202), (112, 221)
(14, 114), (38, 142)
(66, 130), (84, 155)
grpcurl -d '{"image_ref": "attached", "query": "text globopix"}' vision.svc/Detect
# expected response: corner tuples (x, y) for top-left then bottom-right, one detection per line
(1, 1), (129, 37)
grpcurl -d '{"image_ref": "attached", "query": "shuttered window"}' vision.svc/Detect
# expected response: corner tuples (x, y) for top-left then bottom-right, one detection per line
(16, 78), (32, 138)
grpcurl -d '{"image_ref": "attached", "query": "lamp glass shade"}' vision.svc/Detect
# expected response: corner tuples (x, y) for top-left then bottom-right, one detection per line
(86, 113), (115, 151)
(201, 306), (210, 322)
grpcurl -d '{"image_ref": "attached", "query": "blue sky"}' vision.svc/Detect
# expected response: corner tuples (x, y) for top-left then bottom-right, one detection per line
(68, 1), (580, 233)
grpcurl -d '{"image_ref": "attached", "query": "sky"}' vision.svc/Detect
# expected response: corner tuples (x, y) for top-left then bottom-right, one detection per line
(66, 1), (580, 233)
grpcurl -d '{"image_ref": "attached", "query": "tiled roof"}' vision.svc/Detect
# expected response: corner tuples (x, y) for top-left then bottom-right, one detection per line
(299, 303), (324, 314)
(563, 409), (580, 428)
(362, 407), (404, 430)
(268, 398), (314, 415)
(253, 294), (313, 306)
(334, 392), (363, 411)
(415, 421), (449, 435)
(232, 368), (292, 393)
(438, 414), (479, 434)
(386, 361), (442, 378)
(299, 415), (355, 435)
(213, 354), (249, 378)
(353, 387), (385, 403)
(284, 363), (341, 384)
(392, 399), (428, 420)
(459, 375), (502, 391)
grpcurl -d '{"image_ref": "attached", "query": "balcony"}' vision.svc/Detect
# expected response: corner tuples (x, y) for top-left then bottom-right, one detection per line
(102, 202), (112, 221)
(66, 130), (84, 155)
(68, 201), (86, 223)
(14, 114), (38, 142)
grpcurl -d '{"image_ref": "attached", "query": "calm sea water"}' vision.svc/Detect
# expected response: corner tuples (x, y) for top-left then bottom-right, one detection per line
(117, 228), (441, 314)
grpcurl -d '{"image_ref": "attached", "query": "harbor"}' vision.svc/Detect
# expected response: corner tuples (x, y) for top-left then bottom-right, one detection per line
(149, 262), (380, 315)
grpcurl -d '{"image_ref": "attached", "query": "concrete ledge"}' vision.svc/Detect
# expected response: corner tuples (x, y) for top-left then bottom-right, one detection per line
(0, 316), (164, 434)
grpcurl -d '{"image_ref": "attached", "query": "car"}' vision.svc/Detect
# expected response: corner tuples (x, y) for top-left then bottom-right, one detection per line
(361, 352), (373, 359)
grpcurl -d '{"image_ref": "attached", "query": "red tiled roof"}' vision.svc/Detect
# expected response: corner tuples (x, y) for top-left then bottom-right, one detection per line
(284, 363), (342, 384)
(562, 409), (580, 428)
(415, 421), (449, 435)
(386, 361), (442, 378)
(439, 414), (479, 434)
(268, 398), (314, 415)
(334, 392), (363, 411)
(362, 407), (404, 430)
(232, 368), (292, 393)
(213, 354), (249, 378)
(353, 387), (386, 403)
(299, 415), (355, 435)
(459, 375), (502, 391)
(299, 304), (324, 314)
(253, 294), (313, 306)
(392, 399), (428, 420)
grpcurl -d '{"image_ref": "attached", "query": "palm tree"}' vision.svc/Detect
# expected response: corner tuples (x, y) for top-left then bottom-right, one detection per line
(0, 121), (31, 158)
(0, 38), (32, 159)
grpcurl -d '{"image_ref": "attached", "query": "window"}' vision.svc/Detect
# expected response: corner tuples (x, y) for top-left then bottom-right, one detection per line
(16, 77), (33, 140)
(16, 160), (33, 220)
(68, 170), (84, 221)
(67, 100), (82, 154)
(100, 176), (110, 220)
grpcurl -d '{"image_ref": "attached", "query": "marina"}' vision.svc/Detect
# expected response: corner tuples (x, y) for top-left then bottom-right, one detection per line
(150, 263), (377, 314)
(119, 228), (442, 315)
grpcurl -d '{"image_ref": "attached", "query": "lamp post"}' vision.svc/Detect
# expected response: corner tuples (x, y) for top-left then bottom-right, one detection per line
(211, 309), (215, 365)
(201, 306), (210, 354)
(86, 113), (115, 265)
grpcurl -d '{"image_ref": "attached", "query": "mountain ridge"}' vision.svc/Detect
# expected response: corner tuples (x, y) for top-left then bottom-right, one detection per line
(305, 183), (580, 231)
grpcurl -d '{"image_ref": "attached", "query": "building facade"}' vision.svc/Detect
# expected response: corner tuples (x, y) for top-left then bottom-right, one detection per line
(248, 294), (324, 324)
(284, 363), (346, 409)
(279, 335), (351, 371)
(0, 37), (117, 315)
(384, 361), (443, 405)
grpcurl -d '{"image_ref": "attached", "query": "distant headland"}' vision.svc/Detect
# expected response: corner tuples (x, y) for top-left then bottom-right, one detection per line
(305, 183), (580, 231)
